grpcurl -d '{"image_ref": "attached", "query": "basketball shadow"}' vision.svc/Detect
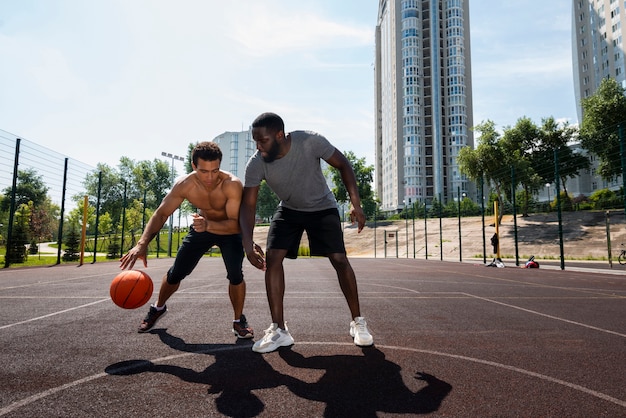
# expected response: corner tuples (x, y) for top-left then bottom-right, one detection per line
(278, 346), (452, 416)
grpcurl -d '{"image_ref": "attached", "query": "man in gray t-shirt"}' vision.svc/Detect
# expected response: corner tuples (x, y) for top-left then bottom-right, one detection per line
(240, 112), (374, 353)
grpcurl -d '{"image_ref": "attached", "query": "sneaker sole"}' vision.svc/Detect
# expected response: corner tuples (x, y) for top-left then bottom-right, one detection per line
(137, 310), (167, 333)
(232, 329), (255, 339)
(252, 338), (294, 353)
(354, 338), (374, 347)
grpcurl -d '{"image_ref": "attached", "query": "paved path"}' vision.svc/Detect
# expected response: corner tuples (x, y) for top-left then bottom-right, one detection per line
(0, 258), (624, 417)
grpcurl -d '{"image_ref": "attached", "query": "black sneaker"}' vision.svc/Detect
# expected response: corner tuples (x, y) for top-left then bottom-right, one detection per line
(232, 314), (254, 339)
(138, 305), (167, 333)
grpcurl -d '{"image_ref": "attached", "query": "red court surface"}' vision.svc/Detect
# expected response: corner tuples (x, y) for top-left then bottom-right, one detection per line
(0, 258), (625, 417)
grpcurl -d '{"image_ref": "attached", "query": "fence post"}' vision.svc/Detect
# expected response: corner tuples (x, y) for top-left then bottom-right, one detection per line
(438, 193), (443, 261)
(605, 211), (612, 268)
(4, 138), (21, 268)
(424, 200), (428, 260)
(457, 186), (462, 262)
(120, 181), (127, 258)
(481, 174), (486, 263)
(56, 158), (69, 265)
(511, 166), (519, 266)
(412, 202), (415, 258)
(619, 124), (625, 218)
(554, 148), (565, 270)
(92, 171), (102, 263)
(79, 195), (88, 266)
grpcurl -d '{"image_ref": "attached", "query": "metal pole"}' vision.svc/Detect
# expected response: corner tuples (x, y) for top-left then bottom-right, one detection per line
(511, 166), (519, 266)
(161, 152), (184, 257)
(412, 202), (415, 258)
(457, 186), (462, 262)
(374, 206), (377, 258)
(424, 201), (428, 260)
(92, 171), (102, 263)
(405, 201), (408, 258)
(554, 148), (565, 270)
(617, 124), (626, 220)
(79, 196), (88, 266)
(606, 211), (612, 268)
(57, 158), (69, 265)
(439, 193), (443, 261)
(120, 181), (127, 258)
(480, 175), (486, 264)
(4, 138), (20, 268)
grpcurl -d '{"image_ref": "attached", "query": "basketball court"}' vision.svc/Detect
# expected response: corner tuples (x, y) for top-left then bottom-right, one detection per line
(0, 257), (625, 417)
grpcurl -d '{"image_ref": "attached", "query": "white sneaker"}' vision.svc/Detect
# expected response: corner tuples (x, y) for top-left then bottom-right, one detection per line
(252, 323), (294, 353)
(350, 317), (374, 346)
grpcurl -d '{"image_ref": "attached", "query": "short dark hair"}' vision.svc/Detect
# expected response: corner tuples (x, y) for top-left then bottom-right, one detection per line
(192, 141), (222, 166)
(252, 112), (285, 134)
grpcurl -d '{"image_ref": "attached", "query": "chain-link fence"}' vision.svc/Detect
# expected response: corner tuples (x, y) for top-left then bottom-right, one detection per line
(0, 129), (182, 268)
(3, 121), (626, 270)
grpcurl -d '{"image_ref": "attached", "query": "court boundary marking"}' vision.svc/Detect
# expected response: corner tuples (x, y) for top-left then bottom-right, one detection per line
(0, 342), (624, 416)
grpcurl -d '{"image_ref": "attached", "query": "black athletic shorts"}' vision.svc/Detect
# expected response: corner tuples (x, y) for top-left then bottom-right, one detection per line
(267, 206), (346, 259)
(166, 228), (244, 285)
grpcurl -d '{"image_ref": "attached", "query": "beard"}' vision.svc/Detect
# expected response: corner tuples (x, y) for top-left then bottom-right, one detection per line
(262, 141), (281, 162)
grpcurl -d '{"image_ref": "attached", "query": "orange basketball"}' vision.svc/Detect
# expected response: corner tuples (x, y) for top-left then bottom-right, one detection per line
(110, 270), (154, 309)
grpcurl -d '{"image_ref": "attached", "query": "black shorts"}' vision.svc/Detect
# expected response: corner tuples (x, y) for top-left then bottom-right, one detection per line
(267, 206), (346, 259)
(166, 228), (244, 285)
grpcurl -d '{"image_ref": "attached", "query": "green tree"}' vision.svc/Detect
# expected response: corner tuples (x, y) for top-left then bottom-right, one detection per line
(28, 198), (57, 245)
(1, 168), (49, 212)
(500, 117), (542, 217)
(327, 151), (377, 219)
(458, 120), (509, 223)
(82, 158), (172, 230)
(256, 180), (279, 222)
(6, 204), (30, 263)
(535, 117), (589, 197)
(97, 212), (113, 235)
(579, 77), (626, 180)
(82, 163), (125, 228)
(122, 199), (153, 247)
(62, 222), (80, 261)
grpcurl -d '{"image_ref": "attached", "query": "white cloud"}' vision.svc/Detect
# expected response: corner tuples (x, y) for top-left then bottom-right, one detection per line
(228, 4), (373, 58)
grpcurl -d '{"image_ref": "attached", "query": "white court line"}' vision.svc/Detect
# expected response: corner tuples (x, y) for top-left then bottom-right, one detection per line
(0, 342), (624, 416)
(463, 292), (626, 338)
(0, 299), (110, 330)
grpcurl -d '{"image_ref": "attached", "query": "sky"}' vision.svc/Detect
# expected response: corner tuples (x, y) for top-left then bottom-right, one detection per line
(0, 0), (577, 171)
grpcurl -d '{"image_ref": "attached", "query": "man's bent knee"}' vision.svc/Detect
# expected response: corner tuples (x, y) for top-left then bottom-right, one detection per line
(227, 273), (244, 286)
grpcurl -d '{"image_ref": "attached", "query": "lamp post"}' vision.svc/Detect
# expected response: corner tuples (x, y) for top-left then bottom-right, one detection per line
(162, 151), (185, 257)
(546, 183), (551, 211)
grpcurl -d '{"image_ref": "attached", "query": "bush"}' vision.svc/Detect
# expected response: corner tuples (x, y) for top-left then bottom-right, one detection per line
(107, 242), (120, 259)
(62, 226), (80, 261)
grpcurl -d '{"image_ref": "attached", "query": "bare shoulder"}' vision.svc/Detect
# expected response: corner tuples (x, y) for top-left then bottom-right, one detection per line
(220, 170), (243, 193)
(170, 172), (197, 196)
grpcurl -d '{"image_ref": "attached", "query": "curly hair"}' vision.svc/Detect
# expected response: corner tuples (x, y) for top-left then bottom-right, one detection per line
(192, 141), (222, 166)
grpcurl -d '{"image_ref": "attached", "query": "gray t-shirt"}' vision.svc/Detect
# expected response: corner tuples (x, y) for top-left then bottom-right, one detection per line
(244, 130), (338, 211)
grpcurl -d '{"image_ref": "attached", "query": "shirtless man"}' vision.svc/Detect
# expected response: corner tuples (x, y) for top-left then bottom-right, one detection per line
(120, 141), (253, 338)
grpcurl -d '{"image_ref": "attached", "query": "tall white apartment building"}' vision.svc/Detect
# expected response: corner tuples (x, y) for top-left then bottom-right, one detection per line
(375, 0), (474, 212)
(572, 0), (626, 122)
(211, 130), (256, 180)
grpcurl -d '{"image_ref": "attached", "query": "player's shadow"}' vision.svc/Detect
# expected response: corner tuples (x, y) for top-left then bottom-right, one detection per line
(278, 346), (452, 417)
(105, 330), (451, 417)
(105, 329), (291, 417)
